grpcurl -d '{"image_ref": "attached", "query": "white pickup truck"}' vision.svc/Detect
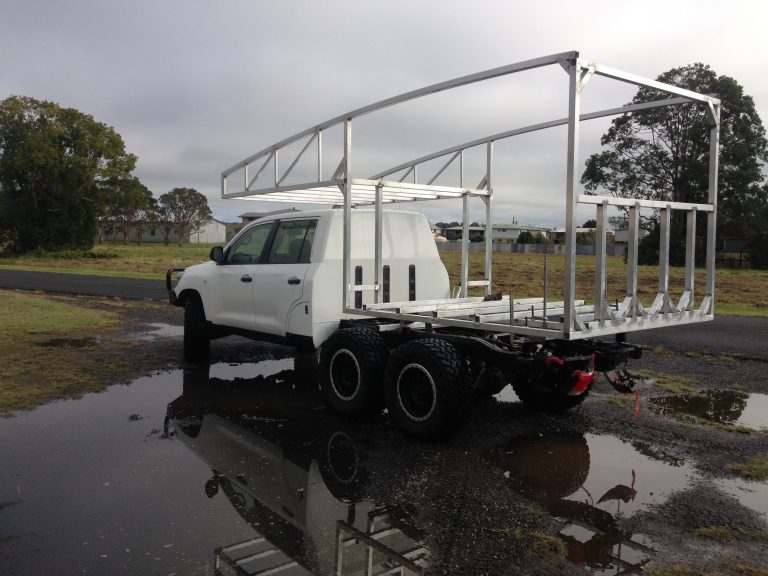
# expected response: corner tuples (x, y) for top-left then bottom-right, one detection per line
(168, 207), (640, 439)
(168, 52), (719, 438)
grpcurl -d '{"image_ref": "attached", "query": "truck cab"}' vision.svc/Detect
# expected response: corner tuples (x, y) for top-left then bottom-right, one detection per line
(169, 208), (449, 353)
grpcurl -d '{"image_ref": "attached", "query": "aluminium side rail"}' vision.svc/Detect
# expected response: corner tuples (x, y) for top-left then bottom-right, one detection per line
(221, 51), (721, 341)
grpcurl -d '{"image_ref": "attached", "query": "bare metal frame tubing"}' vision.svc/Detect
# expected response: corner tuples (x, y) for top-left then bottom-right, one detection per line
(221, 51), (720, 341)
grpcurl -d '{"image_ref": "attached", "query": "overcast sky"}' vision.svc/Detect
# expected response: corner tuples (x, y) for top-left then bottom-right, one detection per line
(2, 0), (766, 227)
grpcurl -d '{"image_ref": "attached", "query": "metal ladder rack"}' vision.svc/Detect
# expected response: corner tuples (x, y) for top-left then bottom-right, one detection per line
(335, 508), (427, 576)
(214, 537), (305, 576)
(222, 51), (720, 341)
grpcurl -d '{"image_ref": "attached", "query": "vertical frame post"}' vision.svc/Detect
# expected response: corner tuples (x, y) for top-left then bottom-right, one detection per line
(563, 59), (583, 334)
(317, 130), (323, 181)
(659, 207), (671, 295)
(594, 200), (608, 322)
(460, 195), (469, 298)
(274, 150), (279, 187)
(705, 105), (720, 313)
(627, 203), (640, 316)
(342, 119), (353, 310)
(484, 141), (494, 296)
(685, 207), (697, 311)
(374, 183), (383, 304)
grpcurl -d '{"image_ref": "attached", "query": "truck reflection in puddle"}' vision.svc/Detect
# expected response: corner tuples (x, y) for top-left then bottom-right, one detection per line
(166, 358), (426, 576)
(487, 435), (652, 574)
(165, 358), (693, 576)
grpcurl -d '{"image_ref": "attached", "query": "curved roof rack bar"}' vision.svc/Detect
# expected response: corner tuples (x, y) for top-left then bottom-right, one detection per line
(221, 50), (578, 179)
(370, 96), (693, 180)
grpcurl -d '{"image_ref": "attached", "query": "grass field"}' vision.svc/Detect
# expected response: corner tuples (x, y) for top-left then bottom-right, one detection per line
(2, 241), (766, 316)
(0, 290), (119, 414)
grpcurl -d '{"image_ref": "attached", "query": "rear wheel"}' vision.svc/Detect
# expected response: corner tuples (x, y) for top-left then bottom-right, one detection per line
(385, 338), (472, 440)
(319, 327), (388, 416)
(184, 293), (210, 362)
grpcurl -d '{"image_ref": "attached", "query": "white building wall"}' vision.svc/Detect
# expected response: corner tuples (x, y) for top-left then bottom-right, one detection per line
(188, 220), (227, 243)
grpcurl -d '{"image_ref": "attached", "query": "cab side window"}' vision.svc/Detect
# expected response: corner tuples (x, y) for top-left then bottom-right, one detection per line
(226, 223), (272, 264)
(266, 219), (317, 264)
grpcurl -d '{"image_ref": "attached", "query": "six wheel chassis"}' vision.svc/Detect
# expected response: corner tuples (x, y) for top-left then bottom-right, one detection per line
(320, 319), (642, 439)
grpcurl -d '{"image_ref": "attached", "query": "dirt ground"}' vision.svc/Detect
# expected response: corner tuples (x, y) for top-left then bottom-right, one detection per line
(9, 294), (768, 576)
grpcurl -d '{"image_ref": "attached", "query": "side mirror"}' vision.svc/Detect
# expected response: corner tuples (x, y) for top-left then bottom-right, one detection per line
(209, 246), (224, 263)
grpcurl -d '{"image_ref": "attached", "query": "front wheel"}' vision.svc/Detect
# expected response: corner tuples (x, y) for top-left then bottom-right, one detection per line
(385, 338), (472, 440)
(184, 293), (210, 362)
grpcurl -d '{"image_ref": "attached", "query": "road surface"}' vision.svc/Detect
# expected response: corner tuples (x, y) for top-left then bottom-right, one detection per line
(0, 268), (167, 301)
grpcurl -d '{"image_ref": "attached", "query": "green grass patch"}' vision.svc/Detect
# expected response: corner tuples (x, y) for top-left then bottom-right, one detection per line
(603, 395), (635, 409)
(634, 370), (697, 394)
(733, 566), (768, 576)
(0, 290), (119, 415)
(647, 565), (696, 576)
(0, 241), (216, 277)
(728, 457), (768, 481)
(529, 532), (566, 558)
(692, 526), (733, 540)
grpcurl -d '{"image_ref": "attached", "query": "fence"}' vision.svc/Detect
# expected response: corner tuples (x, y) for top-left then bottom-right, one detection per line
(436, 242), (626, 257)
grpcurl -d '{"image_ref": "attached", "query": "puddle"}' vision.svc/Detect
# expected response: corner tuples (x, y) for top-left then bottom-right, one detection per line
(209, 358), (294, 381)
(37, 336), (100, 348)
(131, 322), (185, 340)
(487, 432), (694, 573)
(716, 477), (768, 519)
(0, 352), (764, 575)
(649, 389), (768, 430)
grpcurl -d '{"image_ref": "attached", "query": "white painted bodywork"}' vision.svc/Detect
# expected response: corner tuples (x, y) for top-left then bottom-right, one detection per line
(173, 209), (450, 348)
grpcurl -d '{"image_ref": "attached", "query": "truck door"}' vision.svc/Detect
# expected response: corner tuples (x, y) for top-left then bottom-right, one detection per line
(252, 218), (317, 336)
(208, 221), (274, 329)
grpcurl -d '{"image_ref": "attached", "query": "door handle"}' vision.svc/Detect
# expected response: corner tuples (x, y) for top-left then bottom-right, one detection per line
(240, 275), (253, 283)
(287, 276), (301, 285)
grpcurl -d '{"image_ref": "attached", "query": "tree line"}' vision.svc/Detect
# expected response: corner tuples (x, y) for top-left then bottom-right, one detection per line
(101, 183), (211, 246)
(0, 96), (211, 251)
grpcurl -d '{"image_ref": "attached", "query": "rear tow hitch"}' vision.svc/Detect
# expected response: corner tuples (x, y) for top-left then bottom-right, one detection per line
(604, 367), (637, 394)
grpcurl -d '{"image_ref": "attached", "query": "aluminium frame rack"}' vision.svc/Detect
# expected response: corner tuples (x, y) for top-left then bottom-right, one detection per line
(221, 51), (720, 341)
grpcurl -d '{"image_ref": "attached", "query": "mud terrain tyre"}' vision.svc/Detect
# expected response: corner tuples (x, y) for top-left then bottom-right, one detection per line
(184, 293), (210, 362)
(320, 327), (388, 417)
(385, 338), (472, 440)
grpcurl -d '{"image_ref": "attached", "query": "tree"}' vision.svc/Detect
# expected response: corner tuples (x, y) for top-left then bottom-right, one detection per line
(158, 187), (212, 246)
(105, 177), (153, 243)
(517, 230), (534, 244)
(581, 64), (768, 265)
(0, 96), (136, 251)
(133, 190), (158, 245)
(582, 219), (596, 228)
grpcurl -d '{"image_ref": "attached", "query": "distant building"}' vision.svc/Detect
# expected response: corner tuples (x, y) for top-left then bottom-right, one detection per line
(549, 227), (617, 244)
(492, 224), (551, 244)
(99, 217), (228, 244)
(443, 225), (486, 242)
